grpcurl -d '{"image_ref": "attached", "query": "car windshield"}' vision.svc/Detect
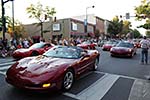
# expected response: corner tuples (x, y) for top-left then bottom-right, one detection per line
(43, 46), (82, 59)
(105, 41), (116, 45)
(116, 42), (134, 48)
(29, 43), (45, 49)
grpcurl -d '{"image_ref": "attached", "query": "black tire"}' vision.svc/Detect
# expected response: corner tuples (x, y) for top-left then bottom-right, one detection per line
(62, 69), (74, 91)
(130, 52), (134, 58)
(110, 54), (114, 57)
(31, 51), (39, 56)
(87, 46), (90, 49)
(134, 52), (136, 55)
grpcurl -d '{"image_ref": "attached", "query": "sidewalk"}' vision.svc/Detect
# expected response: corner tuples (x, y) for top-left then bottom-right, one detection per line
(129, 79), (150, 100)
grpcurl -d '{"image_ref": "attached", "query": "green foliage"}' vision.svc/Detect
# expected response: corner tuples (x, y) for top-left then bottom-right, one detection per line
(107, 16), (123, 36)
(94, 29), (100, 37)
(132, 29), (142, 38)
(26, 2), (56, 22)
(0, 16), (25, 39)
(135, 0), (150, 29)
(122, 20), (131, 35)
(145, 30), (150, 37)
(26, 2), (56, 37)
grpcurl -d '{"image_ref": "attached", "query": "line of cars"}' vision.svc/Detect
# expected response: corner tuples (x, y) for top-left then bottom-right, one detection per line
(5, 39), (138, 92)
(102, 39), (137, 58)
(110, 41), (137, 58)
(5, 42), (100, 92)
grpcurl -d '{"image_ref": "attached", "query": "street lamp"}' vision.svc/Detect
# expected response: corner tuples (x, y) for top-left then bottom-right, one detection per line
(11, 0), (14, 34)
(1, 0), (14, 39)
(84, 5), (94, 33)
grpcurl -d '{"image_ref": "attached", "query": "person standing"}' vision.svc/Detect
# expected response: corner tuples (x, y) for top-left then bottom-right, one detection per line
(140, 36), (150, 64)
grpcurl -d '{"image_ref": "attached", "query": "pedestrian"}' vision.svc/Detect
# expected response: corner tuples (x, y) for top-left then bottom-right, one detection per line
(140, 36), (150, 64)
(23, 38), (29, 48)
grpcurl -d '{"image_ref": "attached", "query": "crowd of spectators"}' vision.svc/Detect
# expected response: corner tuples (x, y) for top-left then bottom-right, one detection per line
(0, 36), (98, 57)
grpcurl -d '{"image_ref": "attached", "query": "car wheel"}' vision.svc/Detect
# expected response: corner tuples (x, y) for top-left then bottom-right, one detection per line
(31, 51), (39, 56)
(93, 58), (99, 70)
(130, 53), (134, 58)
(62, 69), (74, 91)
(93, 46), (96, 50)
(134, 52), (136, 55)
(110, 54), (114, 57)
(87, 46), (90, 49)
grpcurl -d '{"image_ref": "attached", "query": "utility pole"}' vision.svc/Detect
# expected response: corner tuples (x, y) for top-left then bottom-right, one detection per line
(1, 0), (6, 39)
(84, 5), (94, 33)
(1, 0), (14, 39)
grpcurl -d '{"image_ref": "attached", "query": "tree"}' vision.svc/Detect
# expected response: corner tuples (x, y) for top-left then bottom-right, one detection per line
(132, 29), (142, 38)
(94, 29), (100, 38)
(137, 19), (150, 29)
(122, 20), (131, 35)
(107, 16), (123, 38)
(26, 2), (56, 38)
(135, 0), (150, 29)
(145, 30), (150, 38)
(0, 16), (25, 39)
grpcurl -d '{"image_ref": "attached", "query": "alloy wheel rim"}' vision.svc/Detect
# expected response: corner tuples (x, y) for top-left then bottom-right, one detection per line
(64, 71), (73, 90)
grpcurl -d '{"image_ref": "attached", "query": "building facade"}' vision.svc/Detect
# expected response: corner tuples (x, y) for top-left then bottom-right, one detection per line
(23, 16), (109, 41)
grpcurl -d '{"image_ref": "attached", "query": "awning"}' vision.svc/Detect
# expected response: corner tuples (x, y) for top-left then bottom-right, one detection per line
(70, 32), (87, 36)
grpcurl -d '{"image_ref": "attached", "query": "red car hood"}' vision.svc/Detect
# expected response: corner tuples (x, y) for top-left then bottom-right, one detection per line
(111, 47), (130, 51)
(16, 56), (77, 77)
(7, 56), (77, 84)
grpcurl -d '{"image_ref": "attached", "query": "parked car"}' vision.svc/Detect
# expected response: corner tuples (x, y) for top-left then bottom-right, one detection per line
(102, 40), (118, 51)
(12, 42), (54, 60)
(6, 46), (100, 92)
(77, 41), (96, 50)
(110, 41), (137, 58)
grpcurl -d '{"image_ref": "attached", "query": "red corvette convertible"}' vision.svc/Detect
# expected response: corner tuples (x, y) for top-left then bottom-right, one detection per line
(6, 46), (100, 91)
(102, 40), (118, 51)
(110, 41), (137, 58)
(77, 41), (96, 49)
(12, 42), (54, 59)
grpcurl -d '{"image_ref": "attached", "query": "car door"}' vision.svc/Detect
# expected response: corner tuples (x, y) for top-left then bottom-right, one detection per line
(77, 53), (92, 75)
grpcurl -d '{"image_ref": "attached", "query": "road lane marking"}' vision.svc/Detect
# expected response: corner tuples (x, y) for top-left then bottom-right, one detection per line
(64, 73), (120, 100)
(77, 74), (119, 100)
(65, 71), (142, 100)
(0, 61), (15, 66)
(95, 71), (143, 80)
(63, 92), (80, 100)
(0, 66), (11, 70)
(0, 71), (5, 75)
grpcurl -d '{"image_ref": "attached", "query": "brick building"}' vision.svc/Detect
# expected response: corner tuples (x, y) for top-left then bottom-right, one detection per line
(23, 15), (110, 41)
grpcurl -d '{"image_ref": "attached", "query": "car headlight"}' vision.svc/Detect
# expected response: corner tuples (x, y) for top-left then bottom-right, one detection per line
(128, 49), (132, 52)
(110, 48), (114, 51)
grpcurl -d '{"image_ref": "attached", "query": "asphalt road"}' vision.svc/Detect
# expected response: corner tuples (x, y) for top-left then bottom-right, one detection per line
(0, 47), (150, 100)
(98, 48), (150, 79)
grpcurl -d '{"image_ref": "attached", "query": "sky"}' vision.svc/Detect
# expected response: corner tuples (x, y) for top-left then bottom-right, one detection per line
(4, 0), (146, 34)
